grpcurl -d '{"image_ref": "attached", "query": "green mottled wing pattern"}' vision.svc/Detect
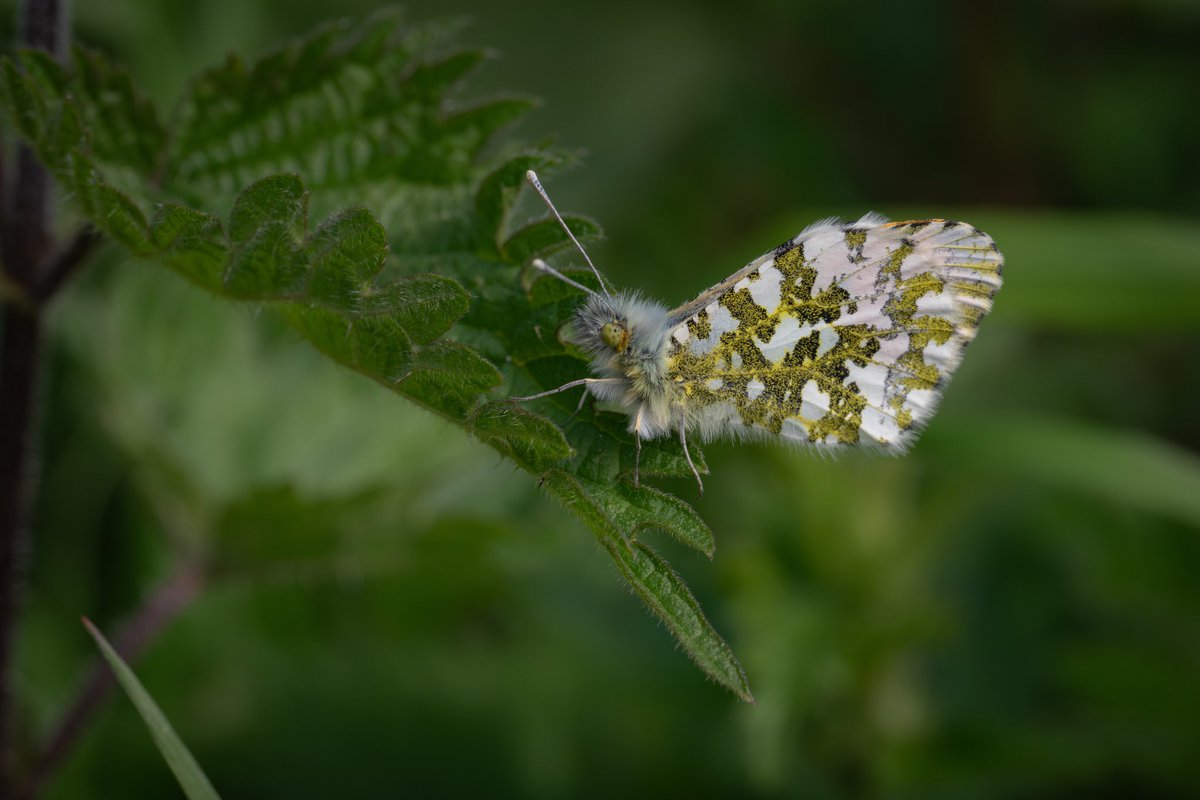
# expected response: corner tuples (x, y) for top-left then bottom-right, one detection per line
(665, 216), (1003, 447)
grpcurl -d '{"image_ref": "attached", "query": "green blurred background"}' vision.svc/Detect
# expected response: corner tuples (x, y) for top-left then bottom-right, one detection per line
(6, 0), (1200, 797)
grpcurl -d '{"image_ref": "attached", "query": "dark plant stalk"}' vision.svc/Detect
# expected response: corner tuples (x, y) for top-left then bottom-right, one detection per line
(32, 227), (100, 304)
(0, 300), (42, 790)
(16, 563), (205, 800)
(0, 0), (68, 792)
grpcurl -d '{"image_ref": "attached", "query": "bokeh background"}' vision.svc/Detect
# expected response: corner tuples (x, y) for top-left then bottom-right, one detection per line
(5, 0), (1200, 797)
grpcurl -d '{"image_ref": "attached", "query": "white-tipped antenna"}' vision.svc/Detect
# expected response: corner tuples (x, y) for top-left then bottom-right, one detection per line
(530, 258), (599, 298)
(525, 170), (613, 299)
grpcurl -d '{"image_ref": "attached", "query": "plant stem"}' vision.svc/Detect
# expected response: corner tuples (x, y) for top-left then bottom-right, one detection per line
(16, 563), (205, 800)
(0, 304), (42, 789)
(31, 227), (100, 304)
(20, 0), (65, 55)
(0, 0), (67, 791)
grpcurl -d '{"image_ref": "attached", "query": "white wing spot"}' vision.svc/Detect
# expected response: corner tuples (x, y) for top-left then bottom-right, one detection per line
(861, 406), (900, 445)
(747, 264), (783, 313)
(707, 303), (736, 334)
(845, 361), (887, 407)
(816, 326), (839, 358)
(758, 315), (801, 363)
(801, 380), (830, 419)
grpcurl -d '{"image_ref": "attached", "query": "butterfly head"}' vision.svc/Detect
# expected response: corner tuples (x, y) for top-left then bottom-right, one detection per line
(572, 292), (672, 385)
(599, 320), (629, 352)
(573, 293), (628, 360)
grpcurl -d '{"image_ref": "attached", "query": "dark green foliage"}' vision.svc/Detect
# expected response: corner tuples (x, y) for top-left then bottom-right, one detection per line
(11, 3), (1198, 798)
(0, 14), (744, 697)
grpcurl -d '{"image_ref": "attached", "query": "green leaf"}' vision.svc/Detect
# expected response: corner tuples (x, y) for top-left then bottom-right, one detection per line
(168, 14), (533, 210)
(0, 48), (162, 203)
(440, 96), (539, 159)
(541, 470), (748, 700)
(0, 12), (744, 700)
(611, 542), (753, 703)
(402, 49), (484, 101)
(502, 215), (602, 263)
(228, 173), (308, 244)
(70, 45), (167, 176)
(468, 401), (572, 471)
(150, 204), (228, 291)
(603, 482), (715, 556)
(560, 420), (710, 491)
(224, 175), (309, 295)
(526, 269), (600, 308)
(305, 208), (389, 310)
(83, 618), (222, 800)
(14, 51), (81, 160)
(357, 274), (469, 343)
(67, 154), (153, 254)
(399, 341), (502, 418)
(474, 151), (568, 248)
(540, 424), (716, 552)
(590, 413), (709, 481)
(0, 57), (41, 141)
(285, 305), (415, 385)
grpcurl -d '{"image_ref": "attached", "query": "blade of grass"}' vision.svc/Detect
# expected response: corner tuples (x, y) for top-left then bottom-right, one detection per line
(82, 618), (221, 800)
(926, 414), (1200, 527)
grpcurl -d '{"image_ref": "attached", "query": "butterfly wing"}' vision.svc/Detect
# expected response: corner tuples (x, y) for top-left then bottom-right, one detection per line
(665, 215), (1002, 448)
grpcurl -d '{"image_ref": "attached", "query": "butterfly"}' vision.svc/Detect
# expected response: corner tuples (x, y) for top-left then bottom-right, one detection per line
(512, 171), (1003, 496)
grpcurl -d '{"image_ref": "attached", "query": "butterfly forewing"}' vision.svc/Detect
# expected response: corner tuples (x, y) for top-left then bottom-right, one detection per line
(665, 217), (1003, 448)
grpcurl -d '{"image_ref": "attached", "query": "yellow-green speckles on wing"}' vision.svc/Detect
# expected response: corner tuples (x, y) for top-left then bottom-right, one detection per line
(844, 229), (868, 263)
(688, 308), (712, 340)
(666, 217), (1002, 449)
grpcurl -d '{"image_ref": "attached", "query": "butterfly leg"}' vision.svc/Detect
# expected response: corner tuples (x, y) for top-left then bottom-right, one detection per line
(566, 385), (591, 422)
(510, 377), (621, 402)
(633, 407), (644, 488)
(679, 422), (704, 498)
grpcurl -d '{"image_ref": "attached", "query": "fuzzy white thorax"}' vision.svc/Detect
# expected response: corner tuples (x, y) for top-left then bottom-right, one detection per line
(572, 291), (680, 439)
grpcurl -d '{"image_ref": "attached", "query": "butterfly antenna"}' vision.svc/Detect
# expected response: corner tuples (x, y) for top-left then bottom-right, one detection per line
(526, 170), (614, 300)
(530, 258), (600, 298)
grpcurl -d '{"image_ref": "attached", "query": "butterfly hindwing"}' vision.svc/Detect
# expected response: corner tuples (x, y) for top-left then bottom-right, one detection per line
(665, 215), (1003, 448)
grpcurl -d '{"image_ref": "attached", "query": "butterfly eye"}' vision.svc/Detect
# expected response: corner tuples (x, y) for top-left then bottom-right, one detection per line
(600, 322), (627, 351)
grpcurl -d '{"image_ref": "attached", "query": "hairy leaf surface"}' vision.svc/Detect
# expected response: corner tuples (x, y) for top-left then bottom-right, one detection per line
(0, 13), (746, 700)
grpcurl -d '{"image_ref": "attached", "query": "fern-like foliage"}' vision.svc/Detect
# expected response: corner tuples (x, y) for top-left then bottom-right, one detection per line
(0, 11), (751, 702)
